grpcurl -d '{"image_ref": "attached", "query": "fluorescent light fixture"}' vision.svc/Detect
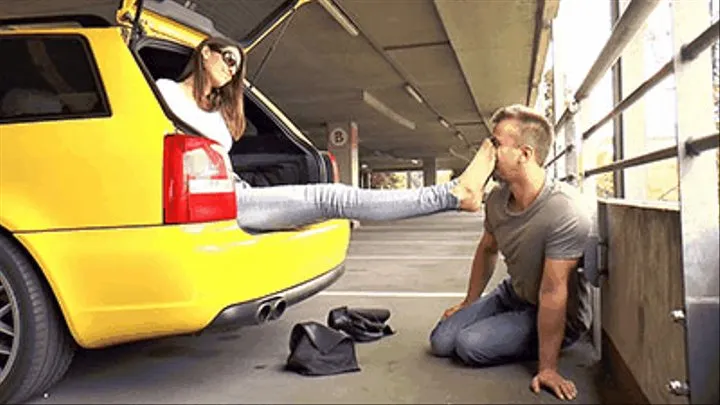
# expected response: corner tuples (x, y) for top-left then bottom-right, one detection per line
(455, 132), (467, 143)
(317, 0), (359, 37)
(362, 90), (416, 130)
(404, 84), (424, 104)
(410, 159), (420, 165)
(438, 117), (451, 129)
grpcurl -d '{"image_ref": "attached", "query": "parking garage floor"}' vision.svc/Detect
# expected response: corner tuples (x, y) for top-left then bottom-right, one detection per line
(28, 212), (603, 404)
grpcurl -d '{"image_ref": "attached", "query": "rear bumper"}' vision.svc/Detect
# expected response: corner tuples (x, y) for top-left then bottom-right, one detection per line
(205, 263), (345, 331)
(15, 218), (350, 348)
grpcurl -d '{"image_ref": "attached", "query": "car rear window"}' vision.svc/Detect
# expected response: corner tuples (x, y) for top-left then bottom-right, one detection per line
(0, 34), (110, 124)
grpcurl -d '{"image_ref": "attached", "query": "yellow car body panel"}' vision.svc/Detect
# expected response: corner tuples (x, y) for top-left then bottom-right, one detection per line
(0, 28), (171, 231)
(1, 16), (350, 349)
(16, 219), (349, 348)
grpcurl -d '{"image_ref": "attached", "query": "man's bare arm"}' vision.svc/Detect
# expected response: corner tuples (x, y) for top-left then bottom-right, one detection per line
(464, 230), (499, 303)
(537, 257), (579, 371)
(442, 229), (499, 319)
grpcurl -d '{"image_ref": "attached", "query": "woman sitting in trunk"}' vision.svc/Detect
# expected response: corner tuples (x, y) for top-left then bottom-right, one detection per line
(155, 36), (496, 232)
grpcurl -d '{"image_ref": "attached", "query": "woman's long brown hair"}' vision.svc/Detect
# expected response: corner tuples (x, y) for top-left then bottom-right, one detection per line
(178, 36), (247, 141)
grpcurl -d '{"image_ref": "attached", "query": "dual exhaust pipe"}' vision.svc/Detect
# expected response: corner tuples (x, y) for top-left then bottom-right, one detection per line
(255, 297), (287, 324)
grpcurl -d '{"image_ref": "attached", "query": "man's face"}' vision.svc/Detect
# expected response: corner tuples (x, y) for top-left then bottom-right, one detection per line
(490, 119), (526, 182)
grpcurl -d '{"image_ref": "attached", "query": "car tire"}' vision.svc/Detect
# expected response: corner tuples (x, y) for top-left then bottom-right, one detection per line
(0, 235), (76, 404)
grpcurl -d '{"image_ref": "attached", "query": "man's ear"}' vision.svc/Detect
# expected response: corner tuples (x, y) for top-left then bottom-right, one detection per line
(520, 145), (535, 164)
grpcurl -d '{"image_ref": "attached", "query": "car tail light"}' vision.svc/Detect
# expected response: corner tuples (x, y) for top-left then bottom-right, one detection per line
(163, 134), (236, 224)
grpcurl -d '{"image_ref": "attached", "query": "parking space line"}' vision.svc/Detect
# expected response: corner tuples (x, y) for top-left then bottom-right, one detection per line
(354, 224), (481, 229)
(350, 240), (478, 245)
(347, 255), (474, 260)
(318, 291), (467, 298)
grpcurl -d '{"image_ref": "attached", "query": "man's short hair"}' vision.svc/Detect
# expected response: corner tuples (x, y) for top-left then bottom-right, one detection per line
(490, 104), (554, 166)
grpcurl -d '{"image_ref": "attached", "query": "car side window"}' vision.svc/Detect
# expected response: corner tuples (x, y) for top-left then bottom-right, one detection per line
(0, 34), (110, 124)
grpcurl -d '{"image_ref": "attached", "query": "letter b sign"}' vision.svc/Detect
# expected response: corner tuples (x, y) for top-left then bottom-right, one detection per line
(330, 128), (348, 147)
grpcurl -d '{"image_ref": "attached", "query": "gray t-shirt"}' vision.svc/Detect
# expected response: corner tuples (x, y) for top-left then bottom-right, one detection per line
(484, 176), (593, 335)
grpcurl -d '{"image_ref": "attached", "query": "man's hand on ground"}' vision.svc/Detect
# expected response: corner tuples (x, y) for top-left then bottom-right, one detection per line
(442, 301), (468, 319)
(531, 369), (577, 400)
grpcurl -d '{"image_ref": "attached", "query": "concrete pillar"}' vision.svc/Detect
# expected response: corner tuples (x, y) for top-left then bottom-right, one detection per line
(422, 158), (437, 186)
(361, 170), (372, 189)
(326, 121), (359, 187)
(670, 1), (720, 402)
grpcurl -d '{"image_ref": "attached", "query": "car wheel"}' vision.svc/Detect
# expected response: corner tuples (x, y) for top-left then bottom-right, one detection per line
(0, 235), (76, 404)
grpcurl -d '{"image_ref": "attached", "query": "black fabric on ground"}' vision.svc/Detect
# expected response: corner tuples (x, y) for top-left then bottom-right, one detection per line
(285, 321), (360, 376)
(327, 306), (395, 343)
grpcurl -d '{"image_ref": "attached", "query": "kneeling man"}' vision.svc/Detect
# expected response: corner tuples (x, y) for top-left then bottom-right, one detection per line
(430, 104), (593, 401)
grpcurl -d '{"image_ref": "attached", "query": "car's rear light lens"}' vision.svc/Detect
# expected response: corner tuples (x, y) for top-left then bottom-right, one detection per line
(163, 134), (236, 223)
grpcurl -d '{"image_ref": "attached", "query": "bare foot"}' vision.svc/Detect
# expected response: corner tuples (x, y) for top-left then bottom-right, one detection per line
(452, 138), (496, 212)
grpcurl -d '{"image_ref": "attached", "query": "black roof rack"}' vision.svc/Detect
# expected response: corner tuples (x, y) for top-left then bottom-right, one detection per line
(0, 14), (112, 29)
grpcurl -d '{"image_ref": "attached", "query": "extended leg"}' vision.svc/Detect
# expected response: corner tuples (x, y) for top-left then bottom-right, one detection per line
(235, 180), (460, 231)
(235, 138), (496, 231)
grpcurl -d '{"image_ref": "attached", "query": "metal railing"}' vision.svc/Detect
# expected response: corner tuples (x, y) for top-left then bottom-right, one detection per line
(584, 133), (719, 177)
(553, 0), (660, 132)
(548, 19), (719, 179)
(544, 1), (720, 404)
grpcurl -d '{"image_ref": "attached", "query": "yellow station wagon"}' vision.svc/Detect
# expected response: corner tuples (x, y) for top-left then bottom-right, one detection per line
(0, 0), (350, 402)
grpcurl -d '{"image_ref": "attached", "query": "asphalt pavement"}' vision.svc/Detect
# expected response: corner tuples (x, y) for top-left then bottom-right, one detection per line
(28, 211), (602, 404)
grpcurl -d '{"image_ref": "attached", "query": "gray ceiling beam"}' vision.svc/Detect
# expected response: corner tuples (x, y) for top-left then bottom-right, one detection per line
(328, 0), (475, 148)
(526, 0), (560, 107)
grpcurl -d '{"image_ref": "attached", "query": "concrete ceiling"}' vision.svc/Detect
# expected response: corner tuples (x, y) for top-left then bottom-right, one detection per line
(0, 0), (557, 172)
(189, 0), (557, 172)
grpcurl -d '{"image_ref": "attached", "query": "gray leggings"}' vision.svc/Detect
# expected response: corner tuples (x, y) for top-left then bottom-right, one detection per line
(235, 179), (461, 231)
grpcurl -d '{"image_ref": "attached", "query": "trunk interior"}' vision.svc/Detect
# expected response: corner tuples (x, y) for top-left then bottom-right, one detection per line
(133, 38), (328, 187)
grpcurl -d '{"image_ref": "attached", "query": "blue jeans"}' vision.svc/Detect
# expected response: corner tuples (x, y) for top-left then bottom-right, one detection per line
(234, 179), (461, 231)
(429, 278), (581, 366)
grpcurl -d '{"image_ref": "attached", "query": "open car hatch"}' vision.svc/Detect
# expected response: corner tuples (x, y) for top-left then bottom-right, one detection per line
(116, 0), (311, 50)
